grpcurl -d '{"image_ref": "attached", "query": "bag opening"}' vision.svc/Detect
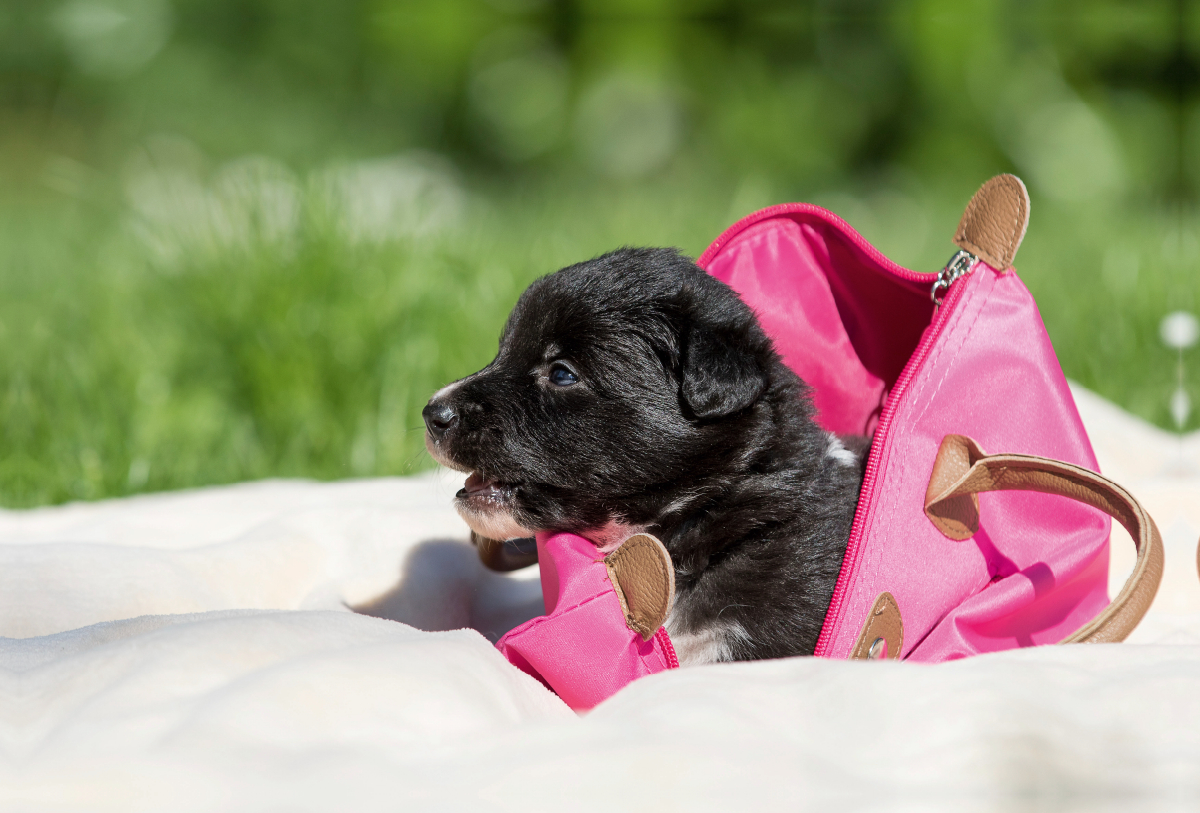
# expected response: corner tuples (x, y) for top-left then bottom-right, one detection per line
(699, 205), (936, 437)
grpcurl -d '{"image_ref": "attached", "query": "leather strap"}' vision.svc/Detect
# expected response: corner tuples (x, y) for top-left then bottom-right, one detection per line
(925, 434), (1164, 644)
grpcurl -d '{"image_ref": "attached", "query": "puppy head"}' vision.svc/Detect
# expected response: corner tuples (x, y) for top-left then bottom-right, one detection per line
(423, 247), (797, 540)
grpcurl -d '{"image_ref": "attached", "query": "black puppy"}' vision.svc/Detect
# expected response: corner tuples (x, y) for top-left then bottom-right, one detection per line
(423, 248), (865, 664)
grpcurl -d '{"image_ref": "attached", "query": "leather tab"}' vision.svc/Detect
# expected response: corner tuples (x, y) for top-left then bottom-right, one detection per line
(472, 531), (539, 572)
(923, 434), (1164, 645)
(924, 435), (987, 539)
(850, 592), (903, 660)
(605, 533), (675, 641)
(954, 174), (1030, 271)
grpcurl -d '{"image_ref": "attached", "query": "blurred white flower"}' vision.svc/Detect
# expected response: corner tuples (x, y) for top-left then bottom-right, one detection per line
(1162, 311), (1197, 432)
(575, 73), (682, 179)
(1160, 311), (1199, 350)
(1170, 387), (1191, 431)
(53, 0), (171, 77)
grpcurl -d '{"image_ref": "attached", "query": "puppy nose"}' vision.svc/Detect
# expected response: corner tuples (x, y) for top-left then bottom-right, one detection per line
(423, 401), (458, 440)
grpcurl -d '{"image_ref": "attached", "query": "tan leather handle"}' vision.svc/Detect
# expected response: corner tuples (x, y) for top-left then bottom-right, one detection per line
(925, 434), (1164, 644)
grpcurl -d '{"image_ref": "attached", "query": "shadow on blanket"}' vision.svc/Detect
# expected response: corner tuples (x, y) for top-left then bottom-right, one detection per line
(350, 539), (543, 642)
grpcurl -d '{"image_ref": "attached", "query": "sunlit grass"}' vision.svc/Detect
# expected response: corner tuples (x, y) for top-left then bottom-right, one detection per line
(1, 160), (1195, 507)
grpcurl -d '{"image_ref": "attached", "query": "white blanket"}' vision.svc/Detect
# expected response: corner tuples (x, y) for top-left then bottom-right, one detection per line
(2, 386), (1198, 810)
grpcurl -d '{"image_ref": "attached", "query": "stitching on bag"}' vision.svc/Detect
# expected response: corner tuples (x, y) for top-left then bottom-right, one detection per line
(895, 275), (993, 634)
(833, 363), (930, 652)
(826, 286), (971, 651)
(959, 178), (1025, 270)
(842, 272), (992, 652)
(506, 590), (616, 637)
(1000, 176), (1025, 268)
(1003, 177), (1020, 266)
(896, 283), (990, 528)
(957, 195), (978, 247)
(826, 286), (982, 650)
(914, 275), (993, 425)
(826, 232), (996, 654)
(606, 535), (672, 634)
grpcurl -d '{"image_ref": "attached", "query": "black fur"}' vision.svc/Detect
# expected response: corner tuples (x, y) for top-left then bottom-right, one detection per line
(424, 248), (864, 660)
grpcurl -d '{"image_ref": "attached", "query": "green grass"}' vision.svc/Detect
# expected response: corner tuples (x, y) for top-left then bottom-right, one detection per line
(0, 165), (737, 505)
(2, 159), (1195, 508)
(3, 0), (1194, 507)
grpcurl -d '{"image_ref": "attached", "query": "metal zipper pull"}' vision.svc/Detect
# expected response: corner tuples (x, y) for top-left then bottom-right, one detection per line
(931, 249), (978, 307)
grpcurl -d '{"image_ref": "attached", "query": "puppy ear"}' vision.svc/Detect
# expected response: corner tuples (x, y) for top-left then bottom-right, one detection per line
(680, 323), (766, 419)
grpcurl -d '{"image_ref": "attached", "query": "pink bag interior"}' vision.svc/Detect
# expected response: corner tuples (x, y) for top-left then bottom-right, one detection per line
(698, 206), (936, 437)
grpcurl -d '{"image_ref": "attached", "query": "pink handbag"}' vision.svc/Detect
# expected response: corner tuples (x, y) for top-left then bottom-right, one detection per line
(697, 174), (1162, 661)
(495, 175), (1164, 708)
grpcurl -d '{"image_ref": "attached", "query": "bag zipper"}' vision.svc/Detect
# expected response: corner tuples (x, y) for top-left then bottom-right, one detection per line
(930, 249), (977, 307)
(814, 249), (980, 657)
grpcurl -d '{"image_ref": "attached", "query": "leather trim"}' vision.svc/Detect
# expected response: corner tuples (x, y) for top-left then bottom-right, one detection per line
(924, 434), (1164, 644)
(605, 533), (676, 641)
(850, 592), (903, 660)
(954, 174), (1030, 271)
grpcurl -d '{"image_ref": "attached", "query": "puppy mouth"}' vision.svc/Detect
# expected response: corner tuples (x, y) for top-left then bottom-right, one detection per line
(456, 471), (518, 510)
(454, 471), (534, 541)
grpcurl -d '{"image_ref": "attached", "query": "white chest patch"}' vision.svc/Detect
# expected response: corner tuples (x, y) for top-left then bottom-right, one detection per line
(825, 433), (859, 468)
(665, 616), (751, 666)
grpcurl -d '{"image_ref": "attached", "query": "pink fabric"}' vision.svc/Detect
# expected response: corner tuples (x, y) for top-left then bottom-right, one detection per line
(496, 532), (678, 711)
(697, 204), (1110, 663)
(701, 206), (933, 436)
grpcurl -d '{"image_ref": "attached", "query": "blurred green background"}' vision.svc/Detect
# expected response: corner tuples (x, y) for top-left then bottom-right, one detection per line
(1, 0), (1197, 506)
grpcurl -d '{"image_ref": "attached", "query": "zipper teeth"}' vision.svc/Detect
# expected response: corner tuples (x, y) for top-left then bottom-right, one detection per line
(812, 273), (971, 658)
(656, 626), (679, 669)
(696, 203), (938, 284)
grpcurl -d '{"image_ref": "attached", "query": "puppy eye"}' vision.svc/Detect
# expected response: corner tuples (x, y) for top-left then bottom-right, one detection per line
(548, 363), (579, 387)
